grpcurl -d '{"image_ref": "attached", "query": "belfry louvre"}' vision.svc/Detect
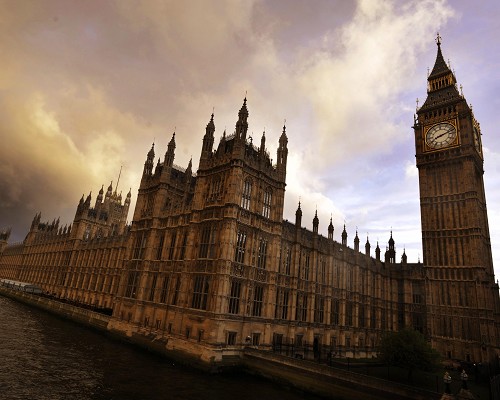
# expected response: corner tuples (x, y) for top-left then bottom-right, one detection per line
(1, 39), (499, 366)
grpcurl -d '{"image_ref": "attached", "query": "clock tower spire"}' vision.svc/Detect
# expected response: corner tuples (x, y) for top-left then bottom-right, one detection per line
(414, 35), (499, 362)
(415, 34), (491, 271)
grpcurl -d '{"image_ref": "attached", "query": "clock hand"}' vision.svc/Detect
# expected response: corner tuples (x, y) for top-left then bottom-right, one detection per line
(435, 132), (447, 139)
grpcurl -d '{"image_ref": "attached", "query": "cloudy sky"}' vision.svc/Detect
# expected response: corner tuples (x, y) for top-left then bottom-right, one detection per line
(1, 0), (500, 275)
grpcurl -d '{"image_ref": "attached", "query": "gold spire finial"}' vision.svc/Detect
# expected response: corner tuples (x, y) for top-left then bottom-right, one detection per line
(436, 32), (442, 46)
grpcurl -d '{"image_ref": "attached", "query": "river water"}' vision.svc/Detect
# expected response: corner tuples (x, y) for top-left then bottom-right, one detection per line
(0, 296), (321, 400)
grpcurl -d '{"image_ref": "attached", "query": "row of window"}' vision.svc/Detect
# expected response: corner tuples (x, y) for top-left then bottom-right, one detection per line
(241, 179), (272, 218)
(125, 271), (396, 326)
(228, 280), (398, 328)
(235, 232), (269, 270)
(23, 245), (123, 270)
(125, 272), (207, 311)
(134, 228), (420, 308)
(19, 265), (120, 295)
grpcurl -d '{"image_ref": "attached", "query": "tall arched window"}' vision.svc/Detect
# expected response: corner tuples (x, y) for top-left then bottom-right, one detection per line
(83, 225), (91, 241)
(241, 179), (252, 210)
(262, 189), (272, 218)
(234, 231), (247, 264)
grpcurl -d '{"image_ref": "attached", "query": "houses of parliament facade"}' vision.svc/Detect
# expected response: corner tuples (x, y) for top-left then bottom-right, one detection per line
(1, 38), (499, 366)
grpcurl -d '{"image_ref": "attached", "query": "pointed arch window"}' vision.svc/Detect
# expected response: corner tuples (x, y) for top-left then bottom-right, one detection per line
(125, 270), (139, 299)
(345, 302), (353, 327)
(159, 274), (170, 303)
(257, 238), (268, 269)
(295, 292), (307, 322)
(228, 280), (242, 314)
(211, 176), (222, 200)
(199, 225), (217, 259)
(262, 189), (272, 218)
(314, 295), (324, 323)
(241, 179), (252, 210)
(234, 231), (247, 264)
(331, 299), (340, 325)
(83, 225), (91, 241)
(191, 275), (210, 310)
(133, 231), (147, 260)
(252, 285), (264, 316)
(281, 246), (291, 275)
(275, 288), (289, 319)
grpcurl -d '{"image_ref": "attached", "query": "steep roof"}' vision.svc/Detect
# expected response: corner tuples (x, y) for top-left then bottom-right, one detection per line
(418, 36), (463, 113)
(428, 39), (451, 80)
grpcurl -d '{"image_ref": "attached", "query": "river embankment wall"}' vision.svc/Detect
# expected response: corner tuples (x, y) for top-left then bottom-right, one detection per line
(0, 288), (441, 400)
(0, 287), (110, 331)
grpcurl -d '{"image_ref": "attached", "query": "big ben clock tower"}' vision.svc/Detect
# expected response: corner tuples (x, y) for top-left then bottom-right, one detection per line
(414, 34), (499, 361)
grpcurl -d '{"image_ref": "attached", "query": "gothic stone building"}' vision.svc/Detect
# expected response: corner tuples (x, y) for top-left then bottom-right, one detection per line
(0, 39), (499, 366)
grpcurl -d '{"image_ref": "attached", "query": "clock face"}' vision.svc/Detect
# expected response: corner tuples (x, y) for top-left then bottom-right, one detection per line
(425, 122), (457, 149)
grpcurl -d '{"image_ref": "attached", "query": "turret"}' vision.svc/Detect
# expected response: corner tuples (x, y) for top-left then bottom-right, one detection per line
(186, 158), (193, 182)
(165, 133), (176, 168)
(0, 227), (11, 253)
(260, 131), (266, 156)
(75, 195), (85, 218)
(0, 227), (11, 240)
(365, 235), (371, 256)
(401, 248), (407, 265)
(143, 143), (155, 176)
(235, 97), (249, 140)
(155, 158), (161, 175)
(201, 113), (215, 164)
(84, 192), (91, 209)
(354, 230), (360, 252)
(95, 185), (104, 209)
(341, 224), (347, 246)
(125, 188), (131, 206)
(375, 242), (381, 261)
(328, 217), (334, 240)
(385, 231), (396, 263)
(31, 212), (41, 230)
(105, 182), (113, 199)
(295, 201), (302, 228)
(217, 129), (226, 154)
(312, 210), (319, 234)
(277, 124), (288, 176)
